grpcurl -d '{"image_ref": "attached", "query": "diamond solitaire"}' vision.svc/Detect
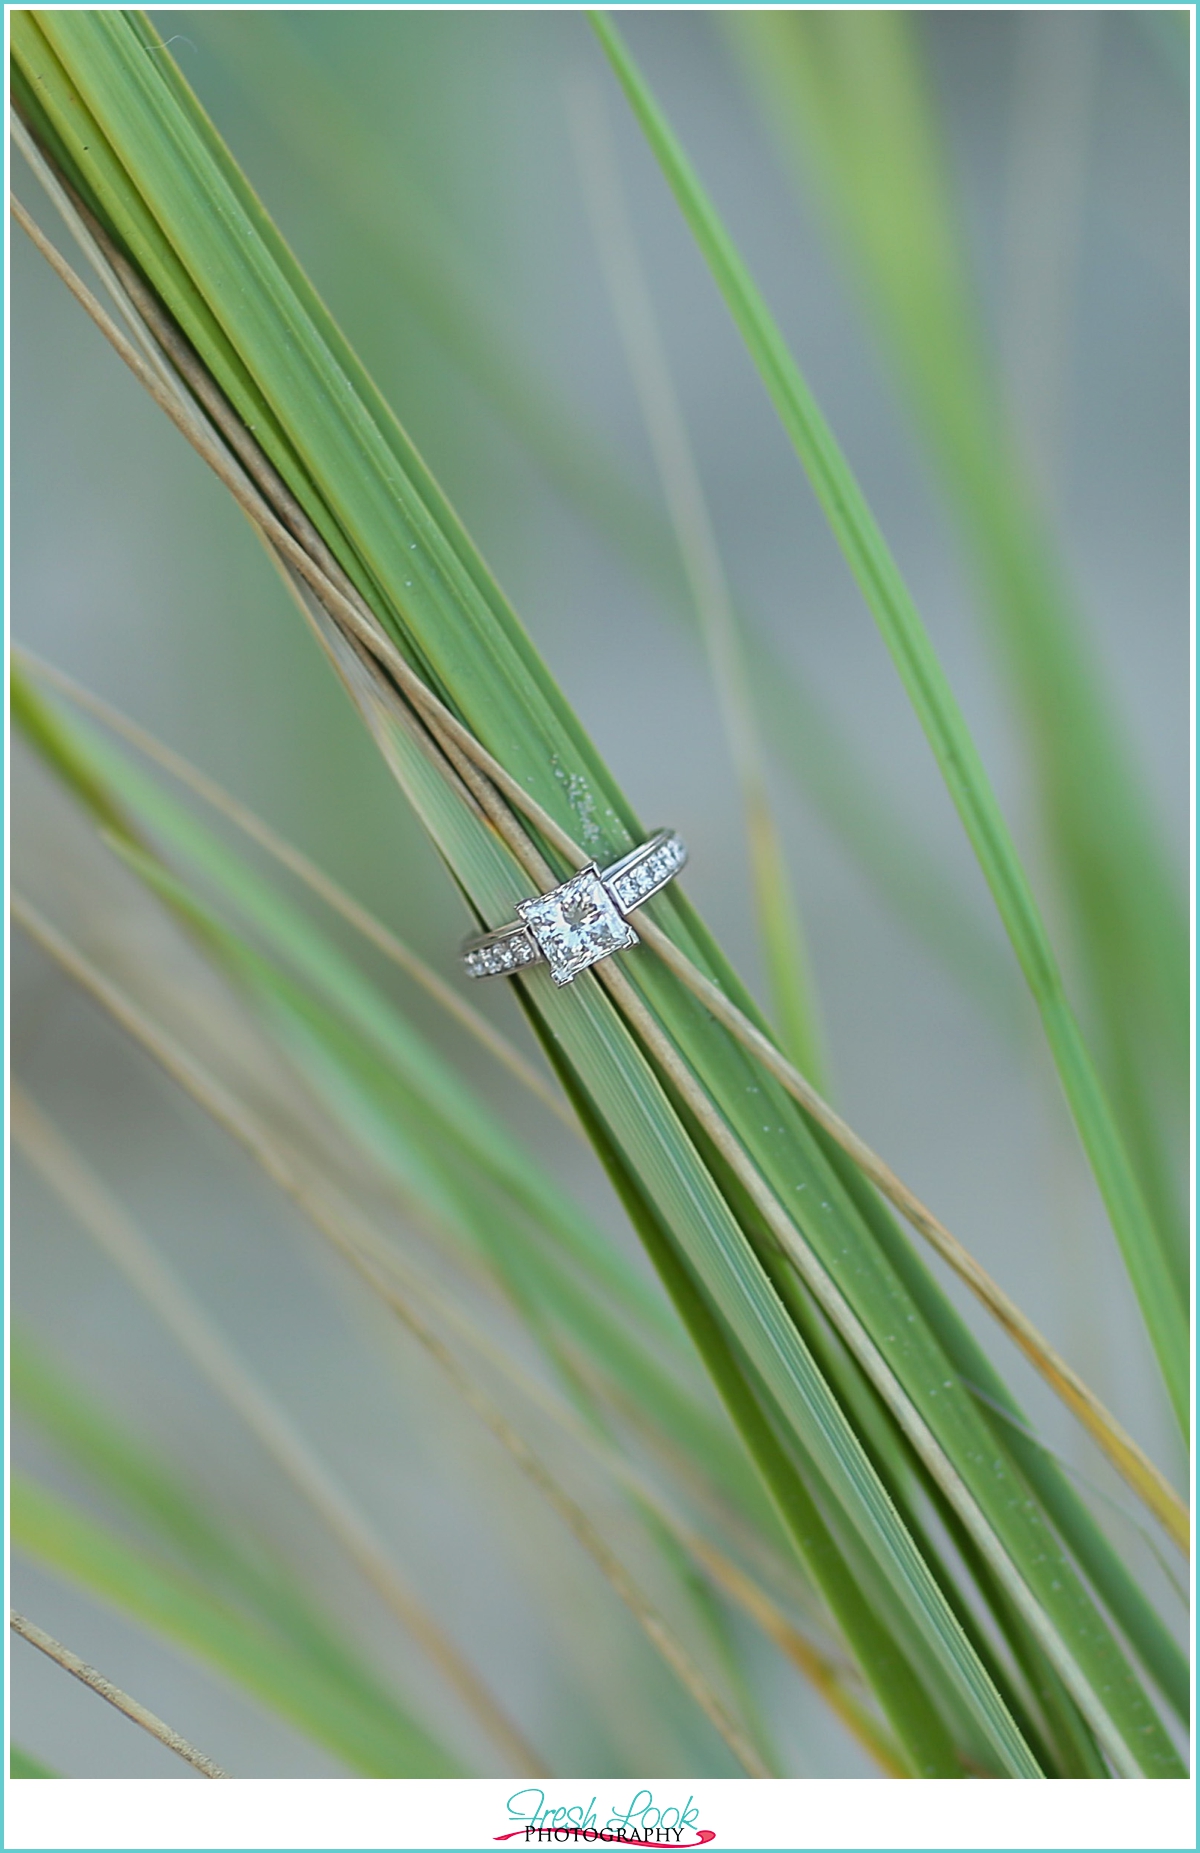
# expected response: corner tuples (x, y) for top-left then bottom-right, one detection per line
(519, 865), (638, 985)
(462, 829), (686, 985)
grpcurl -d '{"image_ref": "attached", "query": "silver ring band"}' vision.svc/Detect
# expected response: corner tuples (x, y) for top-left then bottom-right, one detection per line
(463, 829), (686, 986)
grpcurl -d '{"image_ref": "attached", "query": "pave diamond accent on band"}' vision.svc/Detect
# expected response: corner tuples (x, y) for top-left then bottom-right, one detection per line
(462, 829), (686, 986)
(606, 831), (687, 912)
(463, 930), (540, 981)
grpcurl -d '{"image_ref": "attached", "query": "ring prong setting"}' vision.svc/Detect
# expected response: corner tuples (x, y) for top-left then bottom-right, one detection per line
(518, 864), (638, 986)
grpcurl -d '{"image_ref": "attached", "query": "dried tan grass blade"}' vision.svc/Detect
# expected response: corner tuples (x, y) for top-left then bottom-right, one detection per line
(10, 1610), (229, 1778)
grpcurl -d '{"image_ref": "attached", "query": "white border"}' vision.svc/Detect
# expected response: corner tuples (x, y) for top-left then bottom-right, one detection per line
(1, 1776), (1199, 1851)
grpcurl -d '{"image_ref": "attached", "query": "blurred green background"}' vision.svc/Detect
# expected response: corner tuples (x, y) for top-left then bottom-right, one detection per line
(11, 9), (1188, 1776)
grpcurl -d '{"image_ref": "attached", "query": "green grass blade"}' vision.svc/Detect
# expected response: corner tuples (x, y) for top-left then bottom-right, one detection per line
(10, 670), (137, 842)
(591, 10), (1189, 1433)
(725, 9), (1187, 1271)
(11, 1475), (462, 1776)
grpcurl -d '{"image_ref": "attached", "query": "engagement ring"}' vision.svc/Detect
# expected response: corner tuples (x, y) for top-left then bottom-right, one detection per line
(462, 829), (687, 986)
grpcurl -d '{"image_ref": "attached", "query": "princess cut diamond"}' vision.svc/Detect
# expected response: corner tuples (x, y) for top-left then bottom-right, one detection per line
(518, 864), (637, 985)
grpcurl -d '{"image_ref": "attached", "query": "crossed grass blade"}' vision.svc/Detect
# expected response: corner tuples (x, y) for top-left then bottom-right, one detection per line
(590, 10), (1188, 1438)
(23, 653), (1179, 1577)
(350, 604), (1177, 1764)
(26, 663), (1173, 1769)
(15, 664), (967, 1779)
(10, 7), (1185, 1775)
(58, 586), (964, 1773)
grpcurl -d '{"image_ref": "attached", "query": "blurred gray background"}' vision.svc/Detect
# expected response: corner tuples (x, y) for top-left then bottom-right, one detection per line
(11, 9), (1189, 1778)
